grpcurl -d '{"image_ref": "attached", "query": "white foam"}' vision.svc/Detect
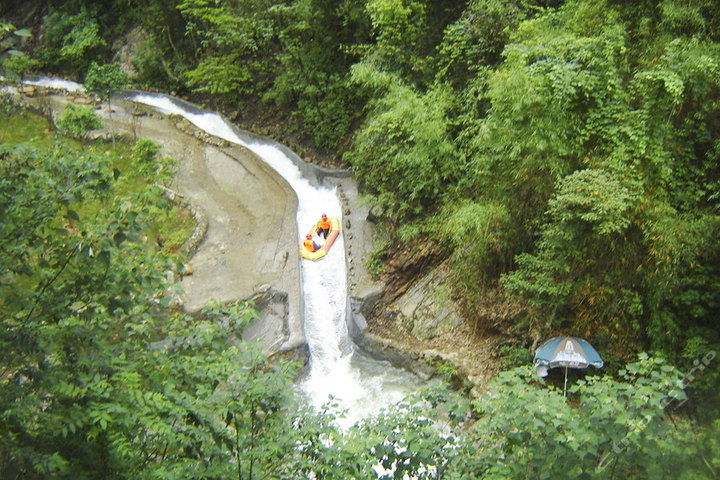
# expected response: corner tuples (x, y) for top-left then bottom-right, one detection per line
(24, 77), (85, 92)
(132, 93), (420, 425)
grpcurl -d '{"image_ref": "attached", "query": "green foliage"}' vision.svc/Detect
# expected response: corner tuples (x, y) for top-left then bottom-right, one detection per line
(39, 9), (108, 75)
(630, 37), (720, 207)
(84, 62), (130, 102)
(0, 91), (23, 116)
(437, 2), (720, 403)
(263, 0), (370, 149)
(0, 143), (158, 478)
(348, 388), (466, 479)
(177, 0), (278, 102)
(130, 37), (184, 90)
(497, 344), (532, 369)
(184, 54), (254, 96)
(366, 245), (388, 279)
(130, 137), (161, 163)
(3, 53), (40, 82)
(471, 9), (628, 224)
(458, 356), (720, 479)
(363, 0), (431, 85)
(0, 22), (35, 82)
(678, 337), (720, 421)
(56, 103), (103, 139)
(0, 109), (53, 144)
(130, 137), (166, 178)
(128, 138), (187, 249)
(34, 1), (140, 77)
(131, 0), (194, 90)
(429, 358), (458, 385)
(436, 0), (529, 87)
(546, 169), (638, 236)
(659, 0), (711, 37)
(346, 81), (458, 221)
(501, 168), (645, 339)
(440, 201), (513, 282)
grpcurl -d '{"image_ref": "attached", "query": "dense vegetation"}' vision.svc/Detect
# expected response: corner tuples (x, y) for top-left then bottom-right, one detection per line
(1, 0), (719, 477)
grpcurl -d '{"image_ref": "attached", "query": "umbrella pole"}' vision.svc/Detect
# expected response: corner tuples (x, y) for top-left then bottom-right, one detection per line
(563, 366), (568, 398)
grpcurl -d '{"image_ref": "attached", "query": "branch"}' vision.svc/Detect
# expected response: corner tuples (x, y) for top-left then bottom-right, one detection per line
(24, 245), (78, 324)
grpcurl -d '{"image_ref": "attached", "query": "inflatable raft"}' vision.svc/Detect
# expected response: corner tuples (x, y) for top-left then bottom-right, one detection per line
(301, 217), (340, 260)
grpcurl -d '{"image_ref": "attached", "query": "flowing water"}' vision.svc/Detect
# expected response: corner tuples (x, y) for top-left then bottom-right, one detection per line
(20, 76), (422, 427)
(128, 93), (423, 427)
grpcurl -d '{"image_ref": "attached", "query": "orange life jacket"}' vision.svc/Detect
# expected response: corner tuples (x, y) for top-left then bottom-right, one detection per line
(318, 219), (330, 230)
(304, 239), (317, 251)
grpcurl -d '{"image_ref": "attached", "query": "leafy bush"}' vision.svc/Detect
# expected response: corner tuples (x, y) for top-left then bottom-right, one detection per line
(497, 344), (532, 369)
(346, 81), (458, 221)
(38, 9), (108, 75)
(56, 103), (103, 139)
(0, 22), (33, 82)
(365, 247), (388, 279)
(460, 356), (720, 479)
(0, 91), (23, 115)
(84, 62), (129, 102)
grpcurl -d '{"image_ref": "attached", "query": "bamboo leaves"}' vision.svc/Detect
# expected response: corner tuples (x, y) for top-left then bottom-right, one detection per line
(348, 82), (456, 220)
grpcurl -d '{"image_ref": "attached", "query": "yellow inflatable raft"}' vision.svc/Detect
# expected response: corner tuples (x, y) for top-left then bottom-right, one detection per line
(300, 217), (340, 260)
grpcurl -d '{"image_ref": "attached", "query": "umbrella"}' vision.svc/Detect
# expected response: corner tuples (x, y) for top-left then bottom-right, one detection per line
(533, 337), (604, 396)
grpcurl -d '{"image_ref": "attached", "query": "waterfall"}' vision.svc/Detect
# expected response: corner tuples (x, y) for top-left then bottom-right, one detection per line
(130, 94), (421, 427)
(22, 78), (421, 426)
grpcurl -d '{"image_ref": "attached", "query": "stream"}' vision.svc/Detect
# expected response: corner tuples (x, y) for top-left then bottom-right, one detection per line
(129, 93), (423, 428)
(23, 78), (424, 427)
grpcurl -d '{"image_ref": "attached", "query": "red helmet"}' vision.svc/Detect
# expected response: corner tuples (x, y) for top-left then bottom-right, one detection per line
(306, 234), (312, 239)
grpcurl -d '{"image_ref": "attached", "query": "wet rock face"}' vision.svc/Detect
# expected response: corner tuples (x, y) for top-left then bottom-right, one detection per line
(379, 241), (447, 305)
(243, 290), (303, 361)
(391, 263), (462, 339)
(19, 85), (36, 97)
(111, 25), (148, 78)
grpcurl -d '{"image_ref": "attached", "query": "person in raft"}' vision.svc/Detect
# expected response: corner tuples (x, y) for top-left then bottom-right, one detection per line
(317, 213), (331, 239)
(304, 234), (321, 252)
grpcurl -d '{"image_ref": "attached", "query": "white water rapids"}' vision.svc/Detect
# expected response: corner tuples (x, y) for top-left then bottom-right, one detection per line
(129, 94), (422, 427)
(20, 78), (422, 426)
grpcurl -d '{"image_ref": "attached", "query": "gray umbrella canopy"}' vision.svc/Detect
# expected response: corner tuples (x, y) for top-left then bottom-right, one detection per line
(533, 336), (604, 396)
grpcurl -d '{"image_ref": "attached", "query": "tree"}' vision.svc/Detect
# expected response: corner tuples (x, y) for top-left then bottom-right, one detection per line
(84, 62), (130, 106)
(177, 0), (278, 102)
(346, 80), (457, 221)
(455, 356), (720, 479)
(83, 62), (130, 144)
(501, 168), (642, 336)
(360, 0), (432, 87)
(132, 0), (194, 90)
(435, 0), (529, 88)
(56, 103), (103, 141)
(38, 9), (108, 75)
(264, 0), (371, 149)
(471, 8), (628, 225)
(438, 201), (514, 318)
